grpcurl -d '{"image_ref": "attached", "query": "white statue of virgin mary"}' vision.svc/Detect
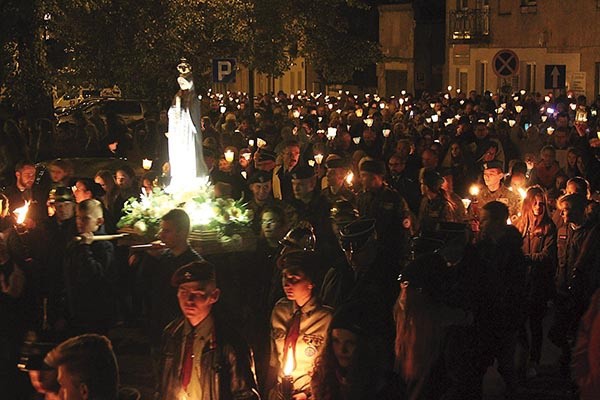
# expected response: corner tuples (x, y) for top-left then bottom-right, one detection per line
(166, 58), (208, 189)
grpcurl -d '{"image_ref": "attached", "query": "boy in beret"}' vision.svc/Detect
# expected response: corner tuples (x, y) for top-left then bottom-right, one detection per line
(158, 261), (260, 400)
(475, 160), (521, 222)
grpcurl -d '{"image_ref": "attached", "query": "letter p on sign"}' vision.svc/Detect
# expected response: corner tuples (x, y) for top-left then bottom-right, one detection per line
(212, 59), (236, 83)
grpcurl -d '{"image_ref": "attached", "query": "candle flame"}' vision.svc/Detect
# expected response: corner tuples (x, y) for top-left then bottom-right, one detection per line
(517, 187), (527, 200)
(14, 201), (30, 225)
(469, 185), (480, 197)
(345, 172), (354, 186)
(283, 350), (295, 376)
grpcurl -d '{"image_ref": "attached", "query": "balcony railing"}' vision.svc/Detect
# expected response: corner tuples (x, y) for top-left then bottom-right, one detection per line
(449, 8), (490, 42)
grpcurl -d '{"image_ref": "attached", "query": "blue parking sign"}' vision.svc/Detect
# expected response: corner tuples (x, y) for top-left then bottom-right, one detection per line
(212, 59), (236, 83)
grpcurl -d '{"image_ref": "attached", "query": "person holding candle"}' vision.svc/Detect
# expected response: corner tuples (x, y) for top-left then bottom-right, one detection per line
(514, 186), (557, 379)
(268, 251), (332, 400)
(158, 261), (260, 400)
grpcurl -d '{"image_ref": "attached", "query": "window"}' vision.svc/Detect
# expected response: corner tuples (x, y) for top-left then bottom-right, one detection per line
(525, 63), (536, 93)
(457, 0), (468, 10)
(456, 69), (468, 93)
(476, 61), (487, 94)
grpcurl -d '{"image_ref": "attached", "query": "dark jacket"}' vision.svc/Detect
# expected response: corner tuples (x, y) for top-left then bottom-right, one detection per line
(158, 315), (260, 400)
(62, 227), (118, 332)
(519, 216), (557, 303)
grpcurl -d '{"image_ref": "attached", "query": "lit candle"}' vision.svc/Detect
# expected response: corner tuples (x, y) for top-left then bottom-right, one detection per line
(292, 110), (300, 119)
(355, 108), (363, 118)
(220, 105), (226, 114)
(282, 351), (295, 400)
(382, 129), (391, 138)
(224, 150), (235, 163)
(547, 127), (555, 135)
(307, 159), (315, 167)
(461, 198), (472, 209)
(314, 153), (323, 165)
(509, 120), (516, 127)
(515, 105), (523, 113)
(570, 103), (577, 111)
(364, 117), (373, 127)
(597, 131), (600, 140)
(345, 172), (354, 186)
(248, 139), (255, 147)
(257, 138), (267, 148)
(431, 115), (439, 123)
(544, 95), (551, 102)
(352, 137), (361, 145)
(241, 152), (252, 161)
(142, 158), (153, 170)
(447, 85), (453, 91)
(14, 201), (30, 225)
(326, 127), (337, 140)
(517, 187), (527, 200)
(469, 185), (480, 197)
(541, 115), (548, 122)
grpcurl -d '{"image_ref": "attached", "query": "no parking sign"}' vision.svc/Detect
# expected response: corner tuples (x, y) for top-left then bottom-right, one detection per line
(492, 49), (519, 78)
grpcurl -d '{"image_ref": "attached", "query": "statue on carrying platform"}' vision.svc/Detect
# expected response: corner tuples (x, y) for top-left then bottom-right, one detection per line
(167, 58), (208, 189)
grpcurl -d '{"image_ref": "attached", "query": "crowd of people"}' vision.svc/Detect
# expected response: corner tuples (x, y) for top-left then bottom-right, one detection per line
(1, 86), (600, 400)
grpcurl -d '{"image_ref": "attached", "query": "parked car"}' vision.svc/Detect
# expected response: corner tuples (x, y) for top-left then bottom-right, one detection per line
(55, 98), (152, 128)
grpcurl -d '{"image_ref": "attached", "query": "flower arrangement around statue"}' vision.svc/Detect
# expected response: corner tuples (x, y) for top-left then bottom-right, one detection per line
(117, 180), (253, 245)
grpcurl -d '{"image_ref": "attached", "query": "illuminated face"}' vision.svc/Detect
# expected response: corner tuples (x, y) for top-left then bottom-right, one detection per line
(421, 150), (437, 170)
(483, 168), (503, 189)
(261, 211), (284, 240)
(73, 181), (93, 203)
(49, 166), (67, 183)
(250, 181), (272, 203)
(326, 168), (346, 187)
(158, 219), (186, 249)
(94, 176), (108, 192)
(482, 146), (497, 162)
(567, 151), (578, 168)
(17, 166), (36, 190)
(450, 143), (461, 158)
(559, 201), (582, 224)
(292, 177), (315, 200)
(282, 269), (313, 303)
(76, 208), (101, 234)
(331, 328), (358, 369)
(57, 365), (85, 400)
(282, 146), (300, 171)
(359, 171), (383, 191)
(532, 195), (545, 217)
(54, 201), (75, 222)
(177, 281), (219, 325)
(115, 171), (132, 189)
(387, 158), (405, 174)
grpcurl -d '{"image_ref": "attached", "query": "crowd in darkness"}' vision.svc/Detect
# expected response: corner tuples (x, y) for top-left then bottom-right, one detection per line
(1, 86), (600, 400)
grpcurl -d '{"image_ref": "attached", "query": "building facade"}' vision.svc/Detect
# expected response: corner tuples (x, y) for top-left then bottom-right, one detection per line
(377, 4), (416, 96)
(447, 0), (600, 98)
